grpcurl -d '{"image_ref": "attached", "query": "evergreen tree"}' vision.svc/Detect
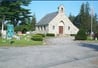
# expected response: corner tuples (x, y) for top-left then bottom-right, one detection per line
(93, 13), (98, 32)
(69, 13), (81, 28)
(75, 2), (92, 33)
(75, 28), (87, 40)
(69, 2), (98, 34)
(84, 2), (91, 32)
(79, 3), (86, 30)
(0, 0), (32, 28)
(31, 14), (36, 31)
(73, 15), (81, 28)
(15, 14), (36, 32)
(69, 13), (75, 23)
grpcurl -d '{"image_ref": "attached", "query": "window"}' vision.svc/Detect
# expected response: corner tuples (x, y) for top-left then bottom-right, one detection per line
(44, 26), (46, 31)
(68, 26), (70, 30)
(38, 26), (39, 30)
(53, 26), (55, 30)
(41, 26), (43, 30)
(61, 8), (63, 13)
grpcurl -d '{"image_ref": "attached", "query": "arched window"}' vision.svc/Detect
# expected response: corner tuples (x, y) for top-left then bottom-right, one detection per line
(60, 21), (64, 25)
(44, 26), (46, 31)
(61, 8), (63, 13)
(53, 25), (55, 30)
(68, 26), (70, 30)
(41, 26), (43, 30)
(38, 26), (39, 30)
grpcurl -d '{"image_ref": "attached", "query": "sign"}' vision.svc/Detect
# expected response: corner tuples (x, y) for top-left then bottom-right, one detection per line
(7, 24), (14, 39)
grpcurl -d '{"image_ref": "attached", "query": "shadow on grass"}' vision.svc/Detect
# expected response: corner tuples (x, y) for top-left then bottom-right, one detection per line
(79, 42), (98, 51)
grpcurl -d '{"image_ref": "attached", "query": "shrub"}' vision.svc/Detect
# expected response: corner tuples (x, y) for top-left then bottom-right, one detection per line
(22, 28), (27, 34)
(31, 35), (43, 41)
(15, 25), (30, 33)
(70, 34), (76, 36)
(93, 32), (98, 40)
(36, 33), (45, 37)
(75, 29), (87, 40)
(46, 33), (55, 37)
(10, 41), (15, 44)
(0, 32), (1, 37)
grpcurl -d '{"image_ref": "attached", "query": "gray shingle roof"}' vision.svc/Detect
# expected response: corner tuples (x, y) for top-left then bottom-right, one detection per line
(36, 12), (58, 26)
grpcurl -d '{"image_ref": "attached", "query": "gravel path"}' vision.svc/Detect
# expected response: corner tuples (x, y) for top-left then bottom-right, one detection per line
(0, 37), (98, 68)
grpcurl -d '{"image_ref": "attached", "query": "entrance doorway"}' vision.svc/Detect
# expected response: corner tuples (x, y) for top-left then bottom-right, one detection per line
(59, 26), (63, 34)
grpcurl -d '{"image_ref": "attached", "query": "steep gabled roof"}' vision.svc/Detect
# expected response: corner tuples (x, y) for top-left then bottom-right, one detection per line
(36, 12), (58, 26)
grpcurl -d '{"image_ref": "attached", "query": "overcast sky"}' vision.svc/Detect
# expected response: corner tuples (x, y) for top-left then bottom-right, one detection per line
(25, 1), (98, 22)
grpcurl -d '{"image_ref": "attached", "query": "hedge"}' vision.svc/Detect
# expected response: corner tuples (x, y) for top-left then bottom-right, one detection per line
(35, 33), (45, 37)
(31, 35), (43, 41)
(70, 34), (76, 36)
(46, 33), (55, 37)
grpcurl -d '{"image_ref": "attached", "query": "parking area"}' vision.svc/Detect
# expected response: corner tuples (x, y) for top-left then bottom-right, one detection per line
(0, 37), (98, 68)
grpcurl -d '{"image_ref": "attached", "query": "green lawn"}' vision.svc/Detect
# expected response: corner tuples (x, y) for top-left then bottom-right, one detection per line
(0, 36), (43, 47)
(79, 36), (98, 43)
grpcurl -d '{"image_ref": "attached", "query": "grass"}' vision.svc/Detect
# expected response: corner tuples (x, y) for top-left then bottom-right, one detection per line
(0, 39), (43, 47)
(83, 36), (98, 43)
(0, 34), (43, 47)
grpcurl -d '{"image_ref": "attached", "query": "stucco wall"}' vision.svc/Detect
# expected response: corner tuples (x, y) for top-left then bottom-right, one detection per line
(48, 13), (79, 35)
(35, 5), (79, 36)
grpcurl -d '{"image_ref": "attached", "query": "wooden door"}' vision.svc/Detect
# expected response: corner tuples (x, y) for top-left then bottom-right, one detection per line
(59, 26), (63, 34)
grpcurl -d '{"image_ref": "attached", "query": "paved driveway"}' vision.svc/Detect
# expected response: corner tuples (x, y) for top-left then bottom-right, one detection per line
(0, 37), (98, 68)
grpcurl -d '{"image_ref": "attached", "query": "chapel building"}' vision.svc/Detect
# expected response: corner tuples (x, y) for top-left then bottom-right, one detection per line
(36, 5), (79, 36)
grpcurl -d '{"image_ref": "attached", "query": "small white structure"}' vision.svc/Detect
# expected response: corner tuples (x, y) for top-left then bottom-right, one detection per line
(0, 30), (6, 39)
(36, 5), (79, 36)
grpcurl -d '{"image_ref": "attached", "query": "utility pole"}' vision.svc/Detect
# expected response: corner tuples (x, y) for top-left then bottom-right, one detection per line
(90, 7), (94, 39)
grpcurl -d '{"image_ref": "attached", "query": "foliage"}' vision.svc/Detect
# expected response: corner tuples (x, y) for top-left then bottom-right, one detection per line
(69, 2), (98, 33)
(31, 34), (43, 41)
(79, 2), (91, 32)
(70, 34), (76, 36)
(0, 0), (32, 28)
(15, 25), (29, 33)
(35, 33), (45, 37)
(0, 34), (43, 46)
(93, 32), (98, 40)
(14, 14), (36, 32)
(46, 33), (55, 37)
(0, 32), (1, 37)
(31, 15), (36, 31)
(75, 29), (87, 40)
(0, 39), (42, 46)
(69, 13), (76, 25)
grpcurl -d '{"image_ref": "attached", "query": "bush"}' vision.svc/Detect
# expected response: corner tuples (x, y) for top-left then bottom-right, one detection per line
(22, 28), (27, 34)
(36, 33), (45, 37)
(75, 29), (87, 40)
(31, 35), (43, 41)
(46, 33), (55, 37)
(15, 25), (30, 33)
(70, 34), (76, 36)
(93, 32), (98, 40)
(0, 32), (1, 37)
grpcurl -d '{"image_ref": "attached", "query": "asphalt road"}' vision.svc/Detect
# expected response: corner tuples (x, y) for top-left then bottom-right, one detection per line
(0, 37), (98, 68)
